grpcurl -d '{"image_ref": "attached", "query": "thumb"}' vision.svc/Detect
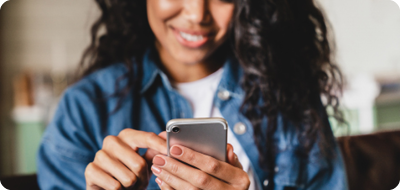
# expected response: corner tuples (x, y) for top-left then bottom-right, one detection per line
(227, 143), (243, 169)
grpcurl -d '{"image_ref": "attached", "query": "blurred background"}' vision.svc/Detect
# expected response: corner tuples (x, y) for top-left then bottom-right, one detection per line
(0, 0), (399, 177)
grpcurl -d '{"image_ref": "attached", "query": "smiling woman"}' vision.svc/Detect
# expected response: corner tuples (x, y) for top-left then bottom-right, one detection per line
(147, 0), (233, 61)
(147, 0), (234, 83)
(36, 0), (348, 190)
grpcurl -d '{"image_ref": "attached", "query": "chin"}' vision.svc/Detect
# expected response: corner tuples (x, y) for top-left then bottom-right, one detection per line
(175, 51), (209, 65)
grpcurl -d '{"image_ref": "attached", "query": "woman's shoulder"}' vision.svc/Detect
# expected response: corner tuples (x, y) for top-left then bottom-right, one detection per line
(67, 63), (131, 97)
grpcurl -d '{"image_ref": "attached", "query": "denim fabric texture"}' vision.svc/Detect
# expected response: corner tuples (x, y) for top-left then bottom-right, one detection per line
(37, 49), (349, 190)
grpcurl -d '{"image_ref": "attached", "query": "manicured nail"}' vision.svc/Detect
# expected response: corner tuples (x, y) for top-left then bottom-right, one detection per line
(155, 177), (163, 186)
(171, 146), (183, 156)
(153, 156), (166, 166)
(151, 165), (162, 175)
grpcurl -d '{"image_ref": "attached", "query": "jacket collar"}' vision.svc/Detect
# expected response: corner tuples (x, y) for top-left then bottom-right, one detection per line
(140, 48), (162, 94)
(217, 55), (244, 98)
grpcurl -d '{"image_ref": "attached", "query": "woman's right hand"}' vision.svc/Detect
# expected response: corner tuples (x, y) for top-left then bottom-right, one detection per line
(85, 129), (168, 190)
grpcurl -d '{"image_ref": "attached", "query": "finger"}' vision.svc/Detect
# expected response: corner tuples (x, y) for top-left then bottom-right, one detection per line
(156, 177), (175, 190)
(169, 145), (247, 184)
(153, 155), (231, 189)
(93, 150), (137, 188)
(143, 131), (168, 165)
(85, 162), (122, 190)
(103, 136), (149, 188)
(227, 144), (243, 169)
(151, 161), (202, 190)
(158, 131), (167, 140)
(118, 129), (168, 155)
(144, 148), (163, 180)
(144, 148), (162, 163)
(226, 144), (234, 165)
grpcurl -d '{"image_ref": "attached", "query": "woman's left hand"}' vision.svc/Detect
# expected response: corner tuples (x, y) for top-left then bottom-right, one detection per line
(151, 143), (250, 190)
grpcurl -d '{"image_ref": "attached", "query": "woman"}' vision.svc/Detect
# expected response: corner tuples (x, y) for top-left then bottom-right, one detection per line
(37, 0), (348, 189)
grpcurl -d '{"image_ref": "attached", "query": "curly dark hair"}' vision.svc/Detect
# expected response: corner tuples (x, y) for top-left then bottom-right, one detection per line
(80, 0), (344, 183)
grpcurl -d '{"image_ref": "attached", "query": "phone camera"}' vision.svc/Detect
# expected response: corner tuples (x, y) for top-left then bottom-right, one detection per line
(172, 127), (180, 133)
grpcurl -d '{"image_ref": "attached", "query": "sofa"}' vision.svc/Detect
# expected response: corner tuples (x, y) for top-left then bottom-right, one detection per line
(337, 130), (400, 190)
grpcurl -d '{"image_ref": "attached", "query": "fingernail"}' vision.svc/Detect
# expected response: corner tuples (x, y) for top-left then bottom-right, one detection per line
(153, 156), (166, 166)
(171, 146), (183, 156)
(151, 165), (162, 175)
(155, 177), (163, 186)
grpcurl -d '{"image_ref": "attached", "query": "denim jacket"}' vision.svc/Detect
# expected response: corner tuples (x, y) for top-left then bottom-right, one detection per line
(37, 49), (349, 190)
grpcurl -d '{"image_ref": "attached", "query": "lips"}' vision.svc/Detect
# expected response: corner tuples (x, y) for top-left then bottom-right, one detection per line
(172, 27), (211, 48)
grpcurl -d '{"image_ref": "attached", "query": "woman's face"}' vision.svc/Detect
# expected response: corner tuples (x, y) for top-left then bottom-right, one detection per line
(147, 0), (235, 65)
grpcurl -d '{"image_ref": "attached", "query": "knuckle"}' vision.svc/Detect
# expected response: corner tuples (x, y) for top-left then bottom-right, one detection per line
(121, 172), (136, 187)
(103, 135), (117, 148)
(147, 132), (157, 139)
(109, 181), (121, 190)
(118, 128), (131, 137)
(133, 158), (147, 173)
(188, 186), (200, 190)
(94, 150), (107, 163)
(137, 157), (147, 167)
(164, 173), (174, 184)
(195, 173), (210, 187)
(170, 162), (179, 174)
(146, 132), (158, 143)
(207, 161), (221, 174)
(239, 176), (250, 189)
(186, 151), (196, 163)
(84, 163), (94, 177)
(132, 157), (145, 168)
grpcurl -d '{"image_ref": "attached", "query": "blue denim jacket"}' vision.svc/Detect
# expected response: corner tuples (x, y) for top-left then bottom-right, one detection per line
(37, 49), (348, 190)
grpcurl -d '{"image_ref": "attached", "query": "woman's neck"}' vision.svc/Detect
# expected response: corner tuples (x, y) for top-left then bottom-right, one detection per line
(155, 44), (226, 83)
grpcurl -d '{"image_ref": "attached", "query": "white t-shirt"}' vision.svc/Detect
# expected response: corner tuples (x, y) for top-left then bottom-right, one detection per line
(174, 68), (258, 190)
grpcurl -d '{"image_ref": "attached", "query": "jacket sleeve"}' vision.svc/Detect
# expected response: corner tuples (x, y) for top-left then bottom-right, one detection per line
(301, 139), (349, 190)
(302, 103), (349, 190)
(36, 85), (102, 190)
(272, 99), (349, 190)
(272, 126), (349, 190)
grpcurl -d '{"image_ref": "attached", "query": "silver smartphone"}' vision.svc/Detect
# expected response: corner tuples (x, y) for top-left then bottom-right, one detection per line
(166, 118), (228, 162)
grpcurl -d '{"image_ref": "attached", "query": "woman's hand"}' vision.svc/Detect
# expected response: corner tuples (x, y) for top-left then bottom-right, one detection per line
(85, 129), (168, 190)
(151, 144), (250, 190)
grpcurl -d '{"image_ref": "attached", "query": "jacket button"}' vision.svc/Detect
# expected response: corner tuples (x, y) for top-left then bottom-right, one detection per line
(263, 179), (269, 186)
(218, 90), (230, 101)
(274, 166), (279, 172)
(233, 122), (246, 135)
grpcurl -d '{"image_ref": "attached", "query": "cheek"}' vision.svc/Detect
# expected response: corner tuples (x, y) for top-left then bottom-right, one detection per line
(210, 5), (234, 40)
(147, 0), (181, 38)
(149, 0), (181, 20)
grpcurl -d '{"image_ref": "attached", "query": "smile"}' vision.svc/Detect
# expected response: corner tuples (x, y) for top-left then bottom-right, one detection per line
(179, 31), (205, 42)
(173, 28), (210, 48)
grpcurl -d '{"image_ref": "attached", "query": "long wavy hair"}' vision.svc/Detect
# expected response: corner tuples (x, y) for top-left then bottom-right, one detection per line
(80, 0), (344, 182)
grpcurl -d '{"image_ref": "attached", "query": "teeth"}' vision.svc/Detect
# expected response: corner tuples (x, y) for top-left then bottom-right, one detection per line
(179, 31), (204, 42)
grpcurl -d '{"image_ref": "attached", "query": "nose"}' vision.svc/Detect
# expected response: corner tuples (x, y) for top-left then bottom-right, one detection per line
(183, 0), (211, 24)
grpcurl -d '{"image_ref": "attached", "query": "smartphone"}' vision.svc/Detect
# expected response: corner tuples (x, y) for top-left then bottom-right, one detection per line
(166, 118), (228, 162)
